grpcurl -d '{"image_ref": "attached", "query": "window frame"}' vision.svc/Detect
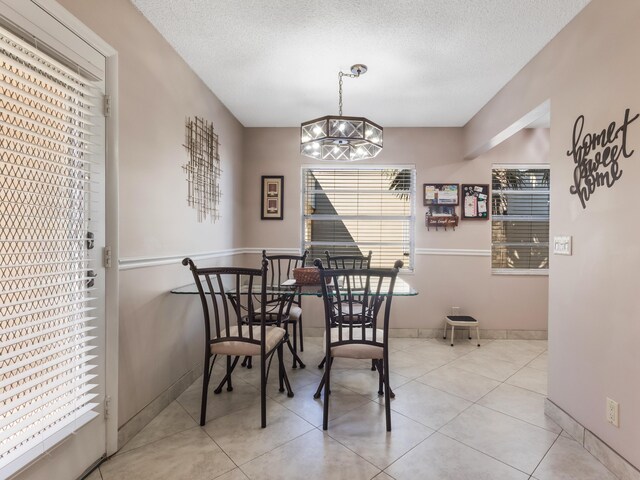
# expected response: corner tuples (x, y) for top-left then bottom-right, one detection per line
(491, 163), (550, 276)
(300, 165), (416, 273)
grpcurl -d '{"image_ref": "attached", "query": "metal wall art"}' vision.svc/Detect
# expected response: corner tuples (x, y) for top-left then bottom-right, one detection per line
(183, 116), (221, 222)
(567, 108), (638, 209)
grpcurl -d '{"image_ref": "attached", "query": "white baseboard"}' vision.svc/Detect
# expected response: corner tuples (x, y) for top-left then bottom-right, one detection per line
(545, 399), (640, 480)
(302, 328), (547, 340)
(117, 366), (201, 449)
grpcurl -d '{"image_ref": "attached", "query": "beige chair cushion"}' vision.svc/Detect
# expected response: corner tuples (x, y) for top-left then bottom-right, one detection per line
(288, 305), (302, 320)
(211, 325), (285, 356)
(324, 328), (385, 359)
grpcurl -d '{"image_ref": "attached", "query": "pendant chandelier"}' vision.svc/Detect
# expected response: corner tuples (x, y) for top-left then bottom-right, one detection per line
(300, 64), (383, 161)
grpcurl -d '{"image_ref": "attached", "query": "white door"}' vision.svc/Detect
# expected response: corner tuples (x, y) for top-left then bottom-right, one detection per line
(0, 2), (108, 478)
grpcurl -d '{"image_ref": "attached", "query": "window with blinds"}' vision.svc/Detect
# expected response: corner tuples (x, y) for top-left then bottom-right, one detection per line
(491, 166), (550, 273)
(302, 167), (415, 270)
(0, 25), (100, 474)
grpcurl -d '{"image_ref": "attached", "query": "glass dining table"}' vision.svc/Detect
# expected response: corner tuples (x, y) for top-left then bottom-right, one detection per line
(171, 276), (417, 373)
(170, 277), (418, 296)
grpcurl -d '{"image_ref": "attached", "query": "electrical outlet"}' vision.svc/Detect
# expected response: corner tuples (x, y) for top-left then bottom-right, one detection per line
(607, 398), (619, 427)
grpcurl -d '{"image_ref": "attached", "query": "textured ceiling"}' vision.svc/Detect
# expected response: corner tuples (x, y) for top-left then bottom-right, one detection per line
(131, 0), (590, 127)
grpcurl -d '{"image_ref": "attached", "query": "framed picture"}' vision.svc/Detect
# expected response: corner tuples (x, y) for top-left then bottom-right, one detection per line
(261, 175), (284, 220)
(461, 184), (489, 219)
(423, 183), (459, 206)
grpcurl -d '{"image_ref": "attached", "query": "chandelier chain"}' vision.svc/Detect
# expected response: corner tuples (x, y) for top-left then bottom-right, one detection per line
(338, 70), (359, 116)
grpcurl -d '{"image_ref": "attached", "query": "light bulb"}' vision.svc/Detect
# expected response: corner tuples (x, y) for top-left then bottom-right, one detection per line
(338, 123), (346, 132)
(371, 137), (379, 143)
(366, 129), (372, 136)
(357, 147), (364, 155)
(312, 151), (319, 156)
(301, 135), (310, 142)
(333, 146), (340, 153)
(305, 145), (312, 150)
(312, 142), (320, 150)
(313, 126), (322, 135)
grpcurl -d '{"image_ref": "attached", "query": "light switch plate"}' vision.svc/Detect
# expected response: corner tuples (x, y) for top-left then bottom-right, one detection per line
(554, 235), (572, 255)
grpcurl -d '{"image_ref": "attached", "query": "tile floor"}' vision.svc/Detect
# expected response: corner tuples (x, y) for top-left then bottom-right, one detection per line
(89, 338), (620, 480)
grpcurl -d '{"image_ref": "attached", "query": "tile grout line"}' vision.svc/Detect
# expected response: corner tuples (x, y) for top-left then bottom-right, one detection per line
(107, 340), (549, 478)
(407, 347), (554, 477)
(380, 427), (438, 475)
(528, 431), (562, 478)
(435, 427), (538, 477)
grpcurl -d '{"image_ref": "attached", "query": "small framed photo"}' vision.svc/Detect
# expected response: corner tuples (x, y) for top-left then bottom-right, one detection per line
(261, 175), (284, 220)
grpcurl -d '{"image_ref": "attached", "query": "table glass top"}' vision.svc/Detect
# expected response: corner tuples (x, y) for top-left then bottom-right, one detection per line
(171, 276), (417, 296)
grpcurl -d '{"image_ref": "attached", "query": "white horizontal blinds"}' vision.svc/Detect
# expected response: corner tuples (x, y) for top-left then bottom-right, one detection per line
(491, 167), (550, 270)
(0, 25), (100, 471)
(303, 168), (414, 269)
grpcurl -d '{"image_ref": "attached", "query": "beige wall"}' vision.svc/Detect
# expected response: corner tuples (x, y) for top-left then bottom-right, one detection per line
(57, 0), (245, 427)
(242, 127), (549, 331)
(464, 0), (640, 468)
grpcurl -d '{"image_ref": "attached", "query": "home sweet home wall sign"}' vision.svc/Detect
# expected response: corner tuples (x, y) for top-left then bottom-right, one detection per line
(567, 108), (638, 209)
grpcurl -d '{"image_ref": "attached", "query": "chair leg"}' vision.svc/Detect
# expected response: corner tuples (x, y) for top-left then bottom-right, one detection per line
(277, 344), (285, 392)
(284, 322), (306, 369)
(376, 359), (384, 396)
(371, 359), (376, 371)
(443, 322), (448, 340)
(278, 344), (294, 397)
(383, 354), (392, 432)
(313, 371), (325, 399)
(291, 322), (298, 369)
(214, 356), (240, 394)
(468, 328), (472, 340)
(450, 325), (455, 346)
(227, 355), (233, 391)
(318, 357), (326, 369)
(313, 357), (333, 399)
(200, 355), (211, 426)
(323, 354), (331, 430)
(476, 325), (481, 347)
(260, 353), (267, 428)
(298, 313), (304, 352)
(241, 356), (253, 369)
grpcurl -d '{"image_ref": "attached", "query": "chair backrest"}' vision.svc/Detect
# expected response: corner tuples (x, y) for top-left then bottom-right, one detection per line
(183, 258), (289, 352)
(314, 258), (403, 350)
(262, 250), (308, 306)
(324, 250), (372, 270)
(262, 250), (308, 284)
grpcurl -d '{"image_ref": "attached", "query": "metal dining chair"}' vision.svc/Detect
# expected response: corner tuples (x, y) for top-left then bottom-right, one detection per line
(182, 257), (294, 428)
(262, 250), (308, 364)
(313, 258), (403, 431)
(318, 250), (373, 370)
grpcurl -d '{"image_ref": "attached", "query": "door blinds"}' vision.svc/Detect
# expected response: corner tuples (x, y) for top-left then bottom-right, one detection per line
(302, 168), (415, 270)
(0, 25), (100, 473)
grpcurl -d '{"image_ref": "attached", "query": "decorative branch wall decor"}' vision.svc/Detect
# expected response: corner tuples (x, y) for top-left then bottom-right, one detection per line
(567, 109), (638, 209)
(183, 116), (221, 222)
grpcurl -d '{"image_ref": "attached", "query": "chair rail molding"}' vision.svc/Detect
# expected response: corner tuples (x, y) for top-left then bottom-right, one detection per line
(120, 247), (491, 270)
(118, 247), (302, 270)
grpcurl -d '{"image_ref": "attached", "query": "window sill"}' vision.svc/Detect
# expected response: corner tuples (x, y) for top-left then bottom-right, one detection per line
(492, 269), (549, 276)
